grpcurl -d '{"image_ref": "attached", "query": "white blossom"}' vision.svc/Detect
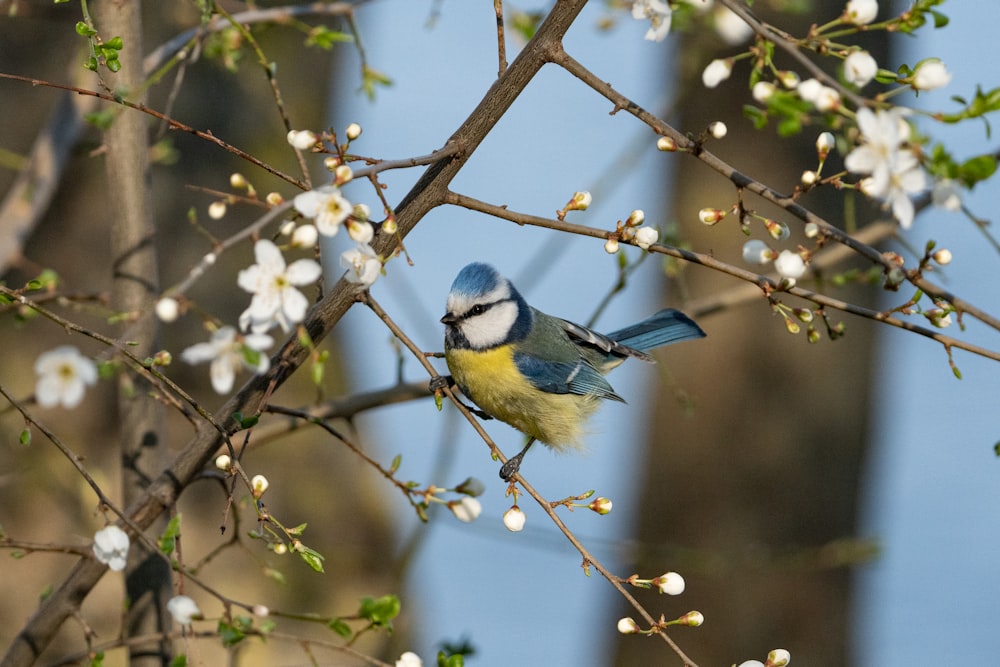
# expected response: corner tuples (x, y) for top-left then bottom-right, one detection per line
(34, 346), (98, 409)
(340, 243), (381, 286)
(287, 129), (317, 150)
(617, 617), (640, 634)
(181, 326), (273, 394)
(634, 226), (659, 250)
(845, 108), (926, 228)
(742, 239), (775, 265)
(293, 185), (352, 236)
(752, 81), (776, 103)
(654, 571), (686, 595)
(843, 50), (878, 87)
(912, 60), (952, 91)
(503, 505), (526, 532)
(713, 6), (753, 45)
(702, 58), (733, 88)
(844, 0), (878, 25)
(632, 0), (672, 42)
(449, 496), (482, 523)
(167, 595), (202, 625)
(93, 525), (130, 571)
(238, 239), (322, 333)
(396, 652), (422, 667)
(774, 250), (807, 280)
(932, 179), (962, 211)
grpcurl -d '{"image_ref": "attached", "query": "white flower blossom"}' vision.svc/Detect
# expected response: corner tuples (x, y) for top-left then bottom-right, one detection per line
(632, 0), (672, 42)
(654, 571), (686, 595)
(742, 240), (775, 264)
(287, 129), (317, 150)
(844, 0), (878, 25)
(181, 326), (273, 394)
(774, 250), (807, 280)
(845, 108), (926, 228)
(340, 243), (381, 286)
(843, 50), (878, 87)
(290, 224), (319, 248)
(912, 60), (952, 91)
(634, 226), (659, 250)
(396, 652), (423, 667)
(932, 179), (962, 211)
(238, 239), (322, 333)
(768, 648), (792, 667)
(346, 220), (375, 244)
(713, 6), (753, 45)
(702, 59), (733, 88)
(93, 525), (130, 571)
(293, 185), (353, 237)
(753, 81), (776, 103)
(503, 505), (526, 532)
(449, 496), (482, 523)
(167, 595), (202, 625)
(34, 346), (98, 409)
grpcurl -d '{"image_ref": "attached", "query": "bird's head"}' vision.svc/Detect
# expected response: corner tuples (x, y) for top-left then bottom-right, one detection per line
(442, 263), (531, 350)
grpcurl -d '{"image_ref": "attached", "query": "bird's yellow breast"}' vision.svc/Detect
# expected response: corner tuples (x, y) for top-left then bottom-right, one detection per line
(445, 345), (599, 449)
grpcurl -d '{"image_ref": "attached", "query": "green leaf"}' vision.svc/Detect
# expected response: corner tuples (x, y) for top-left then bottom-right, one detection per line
(170, 656), (187, 667)
(263, 567), (286, 584)
(287, 522), (307, 536)
(104, 36), (123, 51)
(218, 620), (246, 647)
(19, 429), (31, 446)
(328, 618), (352, 638)
(958, 155), (997, 186)
(88, 652), (104, 667)
(358, 594), (400, 627)
(297, 544), (326, 573)
(75, 21), (97, 37)
(159, 514), (182, 555)
(305, 25), (353, 50)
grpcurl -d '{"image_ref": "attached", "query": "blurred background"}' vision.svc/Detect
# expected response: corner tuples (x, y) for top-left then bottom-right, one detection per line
(1, 1), (998, 666)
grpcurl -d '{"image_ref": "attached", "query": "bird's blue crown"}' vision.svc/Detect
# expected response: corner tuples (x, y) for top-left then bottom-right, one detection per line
(449, 262), (504, 299)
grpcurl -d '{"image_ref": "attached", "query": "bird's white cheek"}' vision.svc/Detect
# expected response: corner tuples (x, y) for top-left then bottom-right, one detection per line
(461, 301), (519, 349)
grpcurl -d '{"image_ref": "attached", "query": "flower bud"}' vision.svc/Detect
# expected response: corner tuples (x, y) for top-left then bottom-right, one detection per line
(291, 224), (319, 248)
(345, 122), (362, 141)
(335, 164), (354, 185)
(702, 58), (733, 88)
(381, 217), (398, 235)
(625, 209), (645, 227)
(230, 172), (248, 189)
(449, 497), (482, 523)
(455, 477), (486, 497)
(287, 129), (318, 150)
(764, 218), (790, 241)
(653, 571), (686, 595)
(656, 136), (678, 152)
(208, 201), (227, 220)
(742, 240), (775, 265)
(801, 170), (817, 187)
(215, 454), (231, 471)
(265, 191), (284, 206)
(679, 610), (704, 626)
(767, 648), (791, 667)
(804, 222), (820, 238)
(251, 474), (269, 496)
(634, 226), (659, 250)
(155, 297), (180, 323)
(932, 248), (952, 265)
(589, 497), (613, 515)
(617, 617), (640, 634)
(699, 208), (726, 225)
(568, 191), (592, 210)
(752, 81), (776, 103)
(774, 250), (806, 279)
(604, 238), (620, 254)
(503, 505), (526, 532)
(708, 121), (727, 139)
(815, 132), (835, 159)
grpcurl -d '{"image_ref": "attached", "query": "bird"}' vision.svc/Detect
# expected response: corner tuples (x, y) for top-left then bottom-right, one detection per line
(437, 262), (705, 480)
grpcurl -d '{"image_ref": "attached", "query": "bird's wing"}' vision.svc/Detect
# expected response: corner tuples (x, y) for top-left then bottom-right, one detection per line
(557, 318), (655, 362)
(514, 352), (626, 403)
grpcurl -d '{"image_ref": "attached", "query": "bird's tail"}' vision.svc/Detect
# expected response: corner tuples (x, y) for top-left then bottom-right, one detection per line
(608, 309), (705, 354)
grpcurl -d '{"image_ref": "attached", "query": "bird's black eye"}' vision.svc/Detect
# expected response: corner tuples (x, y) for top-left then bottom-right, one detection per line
(469, 304), (486, 316)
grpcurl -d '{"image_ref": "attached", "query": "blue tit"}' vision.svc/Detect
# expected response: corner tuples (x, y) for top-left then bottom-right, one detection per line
(439, 262), (705, 479)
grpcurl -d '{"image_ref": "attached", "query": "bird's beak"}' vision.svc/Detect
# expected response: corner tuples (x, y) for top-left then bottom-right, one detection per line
(440, 312), (458, 326)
